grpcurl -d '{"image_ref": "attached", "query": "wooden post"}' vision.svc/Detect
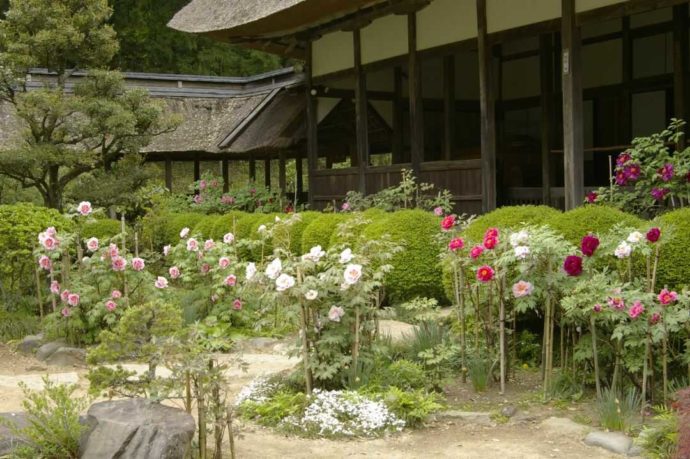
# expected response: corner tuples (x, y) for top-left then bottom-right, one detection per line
(193, 156), (200, 182)
(477, 0), (497, 212)
(264, 159), (271, 188)
(561, 0), (584, 210)
(408, 12), (423, 176)
(621, 16), (632, 143)
(222, 158), (229, 192)
(540, 34), (553, 206)
(279, 152), (287, 193)
(354, 28), (369, 194)
(165, 156), (173, 192)
(443, 55), (456, 161)
(306, 40), (318, 207)
(248, 155), (256, 182)
(673, 3), (689, 148)
(296, 151), (304, 201)
(392, 66), (404, 163)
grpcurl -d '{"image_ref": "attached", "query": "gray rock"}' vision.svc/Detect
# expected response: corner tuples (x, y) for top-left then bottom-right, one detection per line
(0, 412), (29, 456)
(437, 410), (493, 426)
(627, 445), (643, 457)
(584, 431), (633, 455)
(500, 405), (518, 418)
(540, 416), (589, 437)
(17, 334), (43, 354)
(80, 399), (195, 459)
(36, 340), (65, 361)
(44, 347), (85, 367)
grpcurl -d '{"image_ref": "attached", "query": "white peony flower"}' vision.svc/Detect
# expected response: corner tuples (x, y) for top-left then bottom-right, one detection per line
(339, 248), (353, 264)
(179, 227), (190, 238)
(302, 245), (325, 263)
(265, 258), (282, 279)
(258, 224), (267, 233)
(163, 244), (172, 256)
(343, 264), (363, 285)
(223, 232), (235, 244)
(86, 237), (99, 252)
(246, 262), (257, 280)
(275, 273), (295, 292)
(275, 216), (281, 222)
(305, 290), (318, 300)
(509, 230), (529, 248)
(614, 241), (632, 259)
(627, 231), (644, 244)
(514, 245), (530, 260)
(328, 305), (345, 322)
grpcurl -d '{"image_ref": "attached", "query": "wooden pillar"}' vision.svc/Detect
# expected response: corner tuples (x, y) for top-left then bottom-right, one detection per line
(354, 28), (368, 194)
(392, 66), (404, 163)
(193, 156), (200, 182)
(408, 12), (423, 176)
(673, 3), (689, 148)
(264, 159), (271, 188)
(477, 0), (497, 212)
(561, 0), (584, 210)
(443, 55), (456, 161)
(306, 40), (318, 207)
(621, 16), (632, 143)
(540, 34), (553, 206)
(222, 158), (229, 192)
(248, 155), (256, 182)
(165, 156), (173, 192)
(279, 152), (287, 193)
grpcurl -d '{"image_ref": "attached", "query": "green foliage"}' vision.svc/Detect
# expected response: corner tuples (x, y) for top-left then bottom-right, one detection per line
(81, 218), (125, 241)
(656, 208), (690, 289)
(550, 205), (643, 244)
(0, 377), (89, 459)
(377, 360), (427, 391)
(239, 390), (308, 427)
(515, 330), (542, 367)
(463, 205), (561, 242)
(0, 310), (39, 341)
(467, 356), (492, 392)
(596, 387), (641, 432)
(301, 213), (348, 252)
(363, 209), (445, 303)
(381, 386), (443, 427)
(636, 406), (679, 459)
(275, 211), (320, 254)
(162, 212), (203, 245)
(192, 215), (224, 240)
(396, 297), (440, 325)
(209, 211), (248, 240)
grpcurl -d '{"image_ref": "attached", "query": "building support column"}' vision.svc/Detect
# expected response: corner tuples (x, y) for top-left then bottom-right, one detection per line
(296, 151), (304, 201)
(354, 28), (368, 194)
(408, 12), (423, 176)
(248, 155), (256, 182)
(165, 156), (173, 192)
(443, 55), (456, 161)
(392, 66), (404, 164)
(477, 0), (497, 212)
(193, 155), (200, 182)
(279, 152), (287, 193)
(674, 3), (689, 148)
(222, 158), (229, 192)
(264, 159), (271, 188)
(306, 40), (318, 207)
(540, 34), (553, 206)
(621, 16), (632, 143)
(561, 0), (584, 210)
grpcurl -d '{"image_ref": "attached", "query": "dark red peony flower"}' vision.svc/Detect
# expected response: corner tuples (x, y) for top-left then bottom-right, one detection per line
(646, 227), (661, 243)
(586, 191), (597, 204)
(563, 255), (583, 276)
(483, 236), (498, 250)
(441, 215), (456, 231)
(581, 234), (600, 257)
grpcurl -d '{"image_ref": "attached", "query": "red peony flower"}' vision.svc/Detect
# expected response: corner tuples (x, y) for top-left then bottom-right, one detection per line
(441, 215), (456, 231)
(586, 191), (598, 204)
(563, 255), (583, 276)
(448, 238), (464, 251)
(581, 234), (600, 257)
(483, 236), (498, 250)
(646, 227), (661, 243)
(484, 228), (499, 239)
(470, 245), (484, 259)
(476, 265), (495, 283)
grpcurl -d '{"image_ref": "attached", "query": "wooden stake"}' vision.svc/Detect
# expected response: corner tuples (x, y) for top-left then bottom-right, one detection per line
(34, 269), (43, 319)
(590, 315), (602, 399)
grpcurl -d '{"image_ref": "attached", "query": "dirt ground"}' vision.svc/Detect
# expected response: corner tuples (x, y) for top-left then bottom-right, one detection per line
(0, 343), (618, 459)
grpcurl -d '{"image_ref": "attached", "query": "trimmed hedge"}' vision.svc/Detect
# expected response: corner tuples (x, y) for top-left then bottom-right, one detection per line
(362, 209), (445, 304)
(656, 208), (690, 290)
(464, 205), (562, 242)
(329, 208), (386, 247)
(161, 212), (204, 246)
(301, 213), (348, 252)
(81, 219), (125, 241)
(209, 211), (250, 240)
(193, 215), (225, 240)
(549, 205), (644, 244)
(275, 211), (321, 254)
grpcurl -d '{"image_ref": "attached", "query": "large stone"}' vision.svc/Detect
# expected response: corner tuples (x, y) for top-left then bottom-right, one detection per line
(80, 399), (195, 459)
(44, 347), (86, 367)
(438, 410), (494, 426)
(539, 416), (590, 437)
(35, 340), (65, 361)
(17, 334), (43, 354)
(0, 412), (29, 456)
(379, 320), (417, 342)
(584, 431), (634, 455)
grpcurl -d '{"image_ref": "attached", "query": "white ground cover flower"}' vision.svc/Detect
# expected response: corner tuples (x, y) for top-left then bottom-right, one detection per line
(234, 377), (278, 406)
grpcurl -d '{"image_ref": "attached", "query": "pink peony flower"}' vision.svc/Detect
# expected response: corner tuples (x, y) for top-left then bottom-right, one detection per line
(563, 255), (583, 276)
(67, 293), (80, 306)
(483, 236), (498, 250)
(485, 228), (499, 239)
(41, 236), (58, 251)
(44, 227), (57, 237)
(210, 179), (219, 188)
(476, 265), (494, 283)
(608, 296), (625, 310)
(169, 266), (181, 279)
(593, 304), (602, 313)
(50, 281), (60, 294)
(628, 300), (645, 319)
(650, 312), (661, 325)
(61, 307), (71, 317)
(200, 263), (210, 274)
(341, 202), (351, 211)
(223, 233), (235, 244)
(60, 290), (70, 303)
(232, 298), (243, 310)
(433, 207), (444, 216)
(659, 163), (674, 182)
(186, 238), (199, 252)
(343, 264), (363, 285)
(193, 194), (203, 204)
(219, 257), (230, 269)
(221, 195), (235, 205)
(204, 239), (215, 251)
(199, 180), (207, 190)
(77, 201), (92, 216)
(154, 276), (169, 289)
(470, 245), (484, 259)
(131, 257), (145, 271)
(328, 305), (345, 322)
(440, 215), (456, 231)
(105, 300), (117, 312)
(86, 237), (99, 252)
(38, 255), (52, 271)
(224, 274), (237, 286)
(448, 238), (464, 251)
(581, 234), (600, 257)
(111, 290), (122, 299)
(586, 191), (598, 204)
(512, 280), (533, 298)
(658, 288), (678, 305)
(111, 256), (127, 271)
(646, 227), (661, 243)
(108, 243), (119, 258)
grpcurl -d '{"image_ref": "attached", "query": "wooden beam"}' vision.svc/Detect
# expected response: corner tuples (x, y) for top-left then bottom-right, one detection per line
(279, 152), (287, 192)
(477, 0), (497, 212)
(540, 34), (553, 206)
(222, 158), (229, 193)
(165, 156), (173, 192)
(392, 66), (404, 163)
(443, 55), (456, 161)
(306, 40), (318, 207)
(408, 12), (423, 176)
(673, 3), (688, 148)
(264, 158), (271, 187)
(561, 0), (585, 210)
(354, 28), (368, 194)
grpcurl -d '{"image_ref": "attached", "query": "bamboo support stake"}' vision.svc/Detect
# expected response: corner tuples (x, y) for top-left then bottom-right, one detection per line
(453, 260), (467, 382)
(353, 306), (361, 384)
(34, 269), (43, 319)
(641, 333), (651, 418)
(226, 406), (237, 459)
(590, 315), (602, 399)
(48, 271), (57, 312)
(196, 378), (207, 459)
(498, 279), (506, 395)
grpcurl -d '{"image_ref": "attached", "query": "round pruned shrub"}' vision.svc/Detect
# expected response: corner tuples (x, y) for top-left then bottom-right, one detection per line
(463, 205), (561, 242)
(161, 212), (204, 246)
(301, 213), (348, 253)
(329, 209), (386, 247)
(209, 211), (249, 240)
(274, 211), (321, 254)
(362, 209), (445, 304)
(81, 219), (126, 242)
(550, 205), (643, 244)
(192, 215), (225, 240)
(656, 208), (690, 290)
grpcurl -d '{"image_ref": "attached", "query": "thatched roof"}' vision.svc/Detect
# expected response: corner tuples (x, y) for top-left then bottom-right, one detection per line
(0, 102), (23, 150)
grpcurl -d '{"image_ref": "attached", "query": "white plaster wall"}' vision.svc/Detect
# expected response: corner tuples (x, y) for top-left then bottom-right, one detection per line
(317, 97), (339, 123)
(487, 0), (560, 33)
(361, 15), (407, 64)
(312, 31), (354, 77)
(576, 0), (627, 13)
(417, 0), (477, 50)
